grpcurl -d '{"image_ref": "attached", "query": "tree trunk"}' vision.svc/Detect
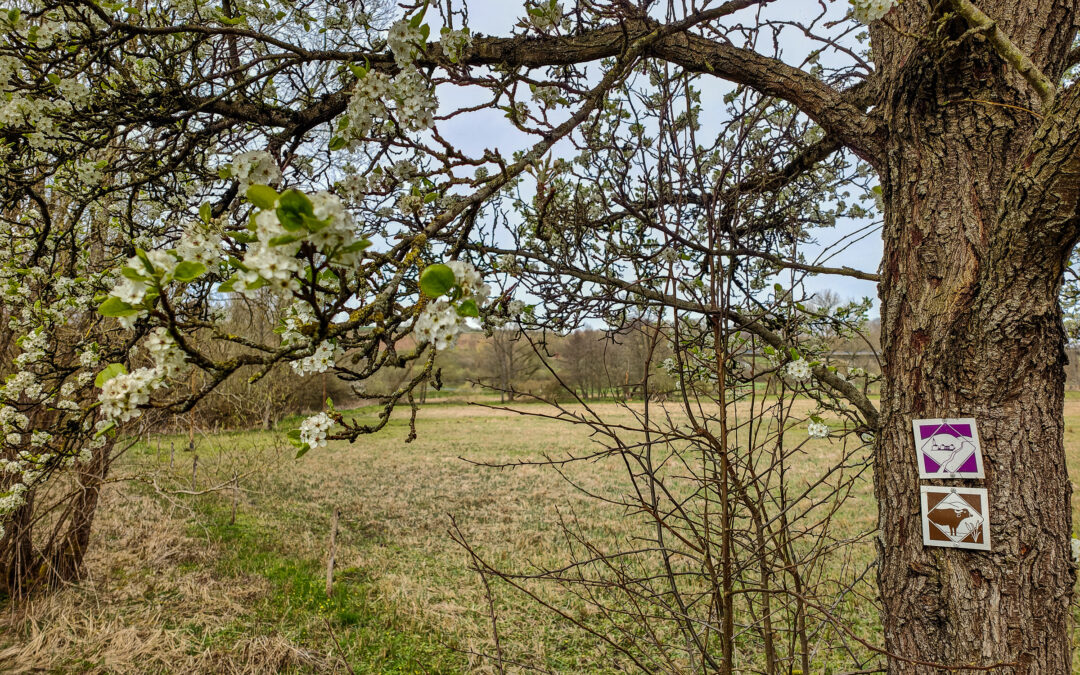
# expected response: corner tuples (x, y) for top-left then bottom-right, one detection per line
(875, 3), (1079, 670)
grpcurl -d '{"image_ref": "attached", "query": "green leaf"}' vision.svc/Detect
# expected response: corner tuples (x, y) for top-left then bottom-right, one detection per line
(218, 166), (232, 179)
(328, 135), (347, 151)
(120, 266), (145, 281)
(94, 362), (127, 388)
(134, 248), (154, 273)
(98, 296), (138, 317)
(276, 189), (315, 231)
(337, 239), (371, 255)
(419, 263), (455, 298)
(217, 276), (238, 293)
(93, 420), (117, 439)
(268, 233), (305, 246)
(233, 229), (258, 244)
(244, 275), (268, 291)
(286, 429), (310, 457)
(199, 202), (212, 223)
(173, 260), (207, 282)
(455, 298), (479, 317)
(246, 184), (279, 209)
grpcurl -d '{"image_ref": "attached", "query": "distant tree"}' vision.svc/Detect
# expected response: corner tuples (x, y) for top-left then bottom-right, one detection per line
(479, 327), (541, 402)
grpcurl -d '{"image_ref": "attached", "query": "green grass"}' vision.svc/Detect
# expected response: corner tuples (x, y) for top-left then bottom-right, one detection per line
(190, 502), (465, 673)
(7, 395), (1080, 673)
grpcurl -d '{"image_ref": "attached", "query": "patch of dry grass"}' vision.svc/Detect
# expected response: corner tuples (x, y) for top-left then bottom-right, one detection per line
(2, 397), (1079, 672)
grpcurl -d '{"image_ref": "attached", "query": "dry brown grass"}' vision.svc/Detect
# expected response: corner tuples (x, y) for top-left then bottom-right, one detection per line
(1, 396), (1078, 672)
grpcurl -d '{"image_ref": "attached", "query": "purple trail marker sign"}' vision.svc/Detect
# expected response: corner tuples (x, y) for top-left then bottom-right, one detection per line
(911, 418), (985, 480)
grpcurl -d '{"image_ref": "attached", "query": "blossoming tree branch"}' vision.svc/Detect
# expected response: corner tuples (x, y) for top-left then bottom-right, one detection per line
(1, 0), (1079, 671)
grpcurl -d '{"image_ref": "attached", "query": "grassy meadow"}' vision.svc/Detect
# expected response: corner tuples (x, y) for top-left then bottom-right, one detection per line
(1, 395), (1079, 673)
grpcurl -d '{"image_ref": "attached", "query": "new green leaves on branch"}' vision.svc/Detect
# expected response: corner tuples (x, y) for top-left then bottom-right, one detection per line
(420, 263), (455, 297)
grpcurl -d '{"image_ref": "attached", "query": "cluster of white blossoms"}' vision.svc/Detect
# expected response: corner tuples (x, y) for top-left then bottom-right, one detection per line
(176, 224), (222, 266)
(531, 85), (562, 109)
(447, 260), (489, 299)
(14, 328), (48, 369)
(280, 301), (317, 345)
(299, 411), (333, 449)
(526, 0), (564, 32)
(292, 340), (341, 376)
(236, 187), (365, 295)
(414, 300), (465, 351)
(414, 261), (490, 351)
(0, 483), (28, 534)
(0, 406), (28, 445)
(852, 0), (897, 24)
(388, 19), (425, 66)
(99, 367), (163, 422)
(144, 328), (187, 377)
(107, 249), (188, 327)
(95, 323), (189, 427)
(807, 420), (831, 439)
(657, 247), (680, 265)
(308, 191), (362, 261)
(439, 27), (472, 62)
(344, 66), (437, 137)
(231, 150), (282, 191)
(785, 358), (813, 381)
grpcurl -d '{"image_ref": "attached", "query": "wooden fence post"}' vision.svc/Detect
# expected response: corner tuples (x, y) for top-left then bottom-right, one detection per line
(325, 507), (340, 598)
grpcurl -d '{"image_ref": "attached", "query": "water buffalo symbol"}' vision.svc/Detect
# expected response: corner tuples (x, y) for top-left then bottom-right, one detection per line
(921, 433), (976, 473)
(928, 507), (973, 537)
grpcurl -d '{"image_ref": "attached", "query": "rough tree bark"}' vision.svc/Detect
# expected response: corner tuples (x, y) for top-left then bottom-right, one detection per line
(874, 2), (1080, 671)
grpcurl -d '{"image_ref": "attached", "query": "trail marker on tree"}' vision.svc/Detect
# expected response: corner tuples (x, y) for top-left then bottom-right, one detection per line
(912, 418), (985, 479)
(921, 486), (991, 551)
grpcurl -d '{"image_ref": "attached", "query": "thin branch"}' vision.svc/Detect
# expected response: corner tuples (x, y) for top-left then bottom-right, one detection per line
(946, 0), (1056, 108)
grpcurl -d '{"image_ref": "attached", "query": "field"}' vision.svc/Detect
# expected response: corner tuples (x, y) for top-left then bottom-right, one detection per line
(1, 396), (1079, 673)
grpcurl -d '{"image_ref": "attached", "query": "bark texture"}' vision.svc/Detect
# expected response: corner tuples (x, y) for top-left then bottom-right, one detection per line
(874, 2), (1080, 671)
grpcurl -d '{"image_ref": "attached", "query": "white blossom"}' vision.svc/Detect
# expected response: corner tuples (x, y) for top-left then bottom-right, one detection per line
(439, 28), (472, 62)
(145, 328), (187, 377)
(387, 19), (424, 66)
(291, 340), (341, 376)
(808, 421), (830, 439)
(414, 299), (465, 351)
(176, 225), (222, 266)
(231, 150), (281, 190)
(658, 248), (680, 265)
(113, 277), (147, 304)
(852, 0), (896, 24)
(526, 1), (564, 31)
(299, 412), (333, 449)
(785, 358), (812, 382)
(98, 367), (163, 422)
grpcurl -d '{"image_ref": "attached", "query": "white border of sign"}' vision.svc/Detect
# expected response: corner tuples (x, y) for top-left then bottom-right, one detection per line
(911, 417), (985, 479)
(920, 485), (991, 551)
